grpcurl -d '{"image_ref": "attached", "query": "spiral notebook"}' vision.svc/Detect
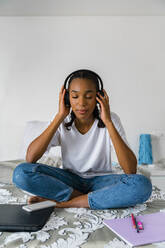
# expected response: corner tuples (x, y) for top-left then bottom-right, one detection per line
(103, 212), (165, 247)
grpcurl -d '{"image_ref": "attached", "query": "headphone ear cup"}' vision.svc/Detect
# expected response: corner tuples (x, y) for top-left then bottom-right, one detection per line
(99, 90), (104, 97)
(96, 90), (104, 104)
(64, 90), (70, 107)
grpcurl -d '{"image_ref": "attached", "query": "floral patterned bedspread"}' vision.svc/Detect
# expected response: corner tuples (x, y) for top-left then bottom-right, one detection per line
(1, 159), (165, 248)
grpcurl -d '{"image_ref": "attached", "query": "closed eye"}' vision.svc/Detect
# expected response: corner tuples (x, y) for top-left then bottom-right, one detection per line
(72, 96), (92, 99)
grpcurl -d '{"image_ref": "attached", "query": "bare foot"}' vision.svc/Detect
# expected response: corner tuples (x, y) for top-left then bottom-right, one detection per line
(69, 189), (84, 200)
(28, 196), (56, 204)
(28, 189), (83, 205)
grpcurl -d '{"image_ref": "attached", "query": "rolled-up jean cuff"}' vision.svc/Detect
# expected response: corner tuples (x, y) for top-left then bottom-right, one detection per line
(22, 190), (36, 196)
(62, 187), (74, 202)
(88, 192), (95, 209)
(14, 183), (73, 202)
(23, 187), (74, 202)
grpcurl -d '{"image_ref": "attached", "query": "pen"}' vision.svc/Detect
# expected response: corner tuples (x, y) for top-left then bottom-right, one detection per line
(131, 214), (136, 229)
(134, 217), (140, 233)
(131, 214), (139, 233)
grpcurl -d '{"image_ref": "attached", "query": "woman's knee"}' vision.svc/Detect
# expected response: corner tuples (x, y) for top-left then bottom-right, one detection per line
(131, 174), (152, 202)
(12, 162), (35, 187)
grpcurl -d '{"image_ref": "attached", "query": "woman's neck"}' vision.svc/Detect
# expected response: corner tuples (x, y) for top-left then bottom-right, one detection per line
(75, 116), (95, 128)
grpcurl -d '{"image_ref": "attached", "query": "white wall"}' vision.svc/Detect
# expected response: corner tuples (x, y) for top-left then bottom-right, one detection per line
(1, 0), (165, 16)
(0, 16), (165, 162)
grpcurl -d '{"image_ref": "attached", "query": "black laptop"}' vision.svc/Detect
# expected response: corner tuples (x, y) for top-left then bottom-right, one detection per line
(0, 204), (54, 232)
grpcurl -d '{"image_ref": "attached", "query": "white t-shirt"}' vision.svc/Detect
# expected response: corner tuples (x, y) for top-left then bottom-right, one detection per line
(46, 112), (130, 178)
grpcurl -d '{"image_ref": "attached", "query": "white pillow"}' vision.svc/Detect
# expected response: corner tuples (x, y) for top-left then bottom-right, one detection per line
(19, 120), (49, 159)
(38, 155), (63, 168)
(111, 149), (119, 165)
(19, 120), (62, 160)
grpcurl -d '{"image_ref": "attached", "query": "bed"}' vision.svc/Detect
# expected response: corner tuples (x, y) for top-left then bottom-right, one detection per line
(1, 157), (165, 248)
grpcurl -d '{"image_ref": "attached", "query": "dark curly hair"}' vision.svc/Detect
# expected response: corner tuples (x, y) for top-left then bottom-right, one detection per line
(64, 70), (105, 130)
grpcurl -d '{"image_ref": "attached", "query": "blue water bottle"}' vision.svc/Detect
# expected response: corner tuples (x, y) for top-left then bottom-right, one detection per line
(138, 134), (153, 165)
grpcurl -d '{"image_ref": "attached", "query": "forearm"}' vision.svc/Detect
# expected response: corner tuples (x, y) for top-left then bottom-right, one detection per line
(106, 121), (137, 174)
(26, 114), (64, 163)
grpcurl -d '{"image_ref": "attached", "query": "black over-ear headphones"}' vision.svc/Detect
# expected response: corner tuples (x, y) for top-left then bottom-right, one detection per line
(63, 69), (104, 107)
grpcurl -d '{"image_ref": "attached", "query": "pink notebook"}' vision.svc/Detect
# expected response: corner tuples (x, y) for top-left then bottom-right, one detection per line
(103, 212), (165, 247)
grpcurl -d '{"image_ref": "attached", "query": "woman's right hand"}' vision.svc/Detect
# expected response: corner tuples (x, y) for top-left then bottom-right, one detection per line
(57, 85), (70, 119)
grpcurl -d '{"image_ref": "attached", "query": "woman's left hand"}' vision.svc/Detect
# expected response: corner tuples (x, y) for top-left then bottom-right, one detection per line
(96, 89), (112, 125)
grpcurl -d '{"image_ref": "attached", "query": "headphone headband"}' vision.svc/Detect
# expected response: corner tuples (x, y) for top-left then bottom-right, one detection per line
(64, 69), (103, 91)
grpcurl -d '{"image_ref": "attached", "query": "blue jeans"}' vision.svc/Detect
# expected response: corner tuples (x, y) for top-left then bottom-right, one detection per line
(12, 162), (152, 210)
